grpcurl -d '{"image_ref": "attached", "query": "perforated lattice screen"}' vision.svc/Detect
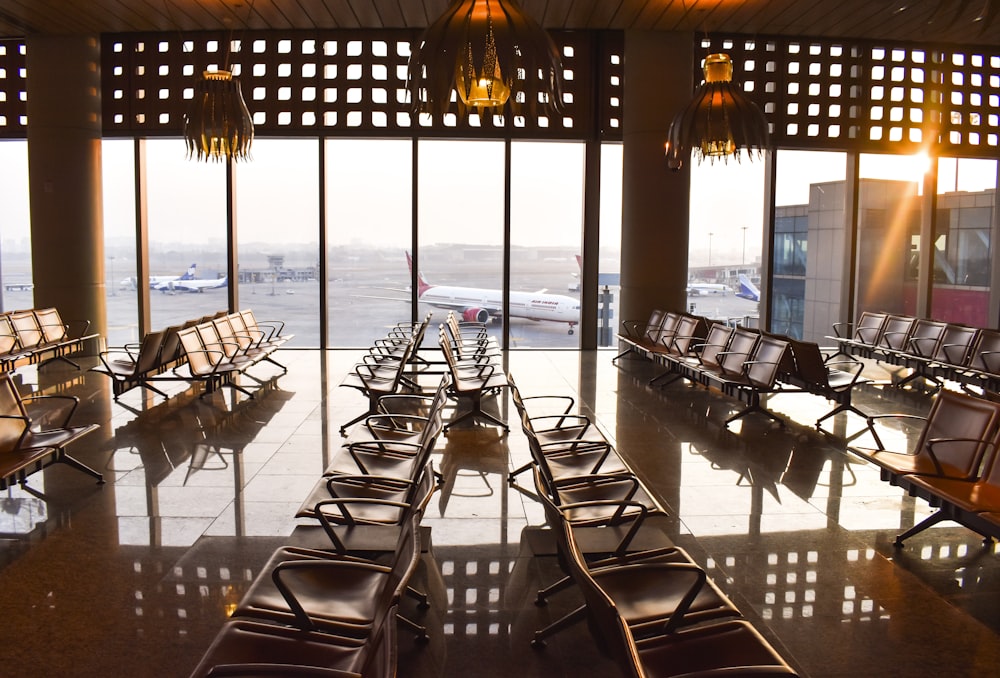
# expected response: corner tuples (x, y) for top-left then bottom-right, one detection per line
(0, 40), (27, 134)
(700, 34), (1000, 157)
(4, 30), (999, 155)
(100, 29), (620, 141)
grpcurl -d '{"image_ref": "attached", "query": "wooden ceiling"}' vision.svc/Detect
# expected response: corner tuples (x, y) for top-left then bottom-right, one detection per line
(0, 0), (997, 48)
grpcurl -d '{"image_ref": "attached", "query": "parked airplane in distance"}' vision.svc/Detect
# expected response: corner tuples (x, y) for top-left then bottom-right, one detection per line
(736, 274), (760, 302)
(687, 281), (729, 296)
(406, 252), (580, 334)
(153, 264), (227, 293)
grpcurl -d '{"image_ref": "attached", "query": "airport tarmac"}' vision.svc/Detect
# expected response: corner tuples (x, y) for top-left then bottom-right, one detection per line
(6, 261), (759, 350)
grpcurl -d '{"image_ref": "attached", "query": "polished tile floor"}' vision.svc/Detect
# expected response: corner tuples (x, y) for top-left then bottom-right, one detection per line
(0, 347), (998, 677)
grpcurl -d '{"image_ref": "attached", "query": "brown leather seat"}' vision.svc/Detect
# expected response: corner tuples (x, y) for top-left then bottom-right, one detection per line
(232, 509), (424, 640)
(0, 372), (102, 488)
(507, 374), (622, 484)
(544, 508), (797, 676)
(893, 443), (1000, 545)
(857, 389), (1000, 486)
(530, 468), (741, 648)
(785, 337), (868, 431)
(188, 601), (396, 678)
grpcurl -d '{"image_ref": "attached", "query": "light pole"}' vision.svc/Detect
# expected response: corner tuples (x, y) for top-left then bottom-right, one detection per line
(741, 226), (748, 267)
(708, 232), (714, 267)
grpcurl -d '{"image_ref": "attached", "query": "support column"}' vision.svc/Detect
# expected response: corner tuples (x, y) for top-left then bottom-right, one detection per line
(620, 31), (693, 326)
(25, 35), (105, 349)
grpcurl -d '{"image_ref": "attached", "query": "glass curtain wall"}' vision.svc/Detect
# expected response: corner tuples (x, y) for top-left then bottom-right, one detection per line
(236, 138), (321, 346)
(932, 157), (996, 326)
(772, 150), (847, 342)
(0, 140), (32, 311)
(102, 139), (140, 347)
(144, 139), (229, 330)
(509, 141), (584, 348)
(688, 160), (765, 325)
(598, 143), (623, 347)
(325, 139), (413, 347)
(417, 139), (505, 343)
(855, 153), (927, 317)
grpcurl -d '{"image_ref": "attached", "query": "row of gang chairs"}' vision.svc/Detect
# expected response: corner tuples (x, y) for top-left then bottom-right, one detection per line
(0, 307), (98, 372)
(0, 371), (103, 492)
(849, 388), (1000, 546)
(436, 314), (508, 432)
(189, 372), (450, 677)
(93, 309), (291, 403)
(508, 375), (800, 676)
(616, 309), (870, 432)
(338, 316), (431, 434)
(831, 310), (1000, 394)
(339, 311), (508, 435)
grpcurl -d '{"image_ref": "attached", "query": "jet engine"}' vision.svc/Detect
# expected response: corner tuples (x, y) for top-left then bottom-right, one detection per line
(463, 308), (490, 324)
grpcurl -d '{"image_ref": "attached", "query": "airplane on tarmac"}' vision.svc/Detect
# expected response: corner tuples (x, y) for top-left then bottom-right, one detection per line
(153, 264), (227, 293)
(406, 252), (580, 334)
(686, 281), (729, 296)
(736, 274), (760, 302)
(118, 264), (198, 291)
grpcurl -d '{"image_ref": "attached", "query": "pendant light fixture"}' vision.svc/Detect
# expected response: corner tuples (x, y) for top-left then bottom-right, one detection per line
(665, 53), (770, 170)
(183, 67), (254, 162)
(180, 0), (256, 162)
(406, 0), (564, 118)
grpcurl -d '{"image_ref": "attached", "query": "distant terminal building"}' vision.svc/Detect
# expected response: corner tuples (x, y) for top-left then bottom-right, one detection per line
(238, 255), (317, 284)
(773, 179), (992, 343)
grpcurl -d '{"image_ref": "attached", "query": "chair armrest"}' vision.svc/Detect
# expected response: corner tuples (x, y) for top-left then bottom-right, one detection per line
(592, 561), (708, 633)
(271, 558), (391, 631)
(864, 413), (929, 451)
(907, 336), (939, 357)
(831, 321), (852, 338)
(555, 499), (653, 548)
(923, 437), (996, 477)
(20, 393), (80, 428)
(520, 394), (576, 415)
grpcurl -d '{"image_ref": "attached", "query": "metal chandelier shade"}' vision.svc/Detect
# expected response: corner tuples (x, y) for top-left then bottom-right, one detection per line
(665, 53), (770, 171)
(183, 69), (254, 162)
(406, 0), (564, 118)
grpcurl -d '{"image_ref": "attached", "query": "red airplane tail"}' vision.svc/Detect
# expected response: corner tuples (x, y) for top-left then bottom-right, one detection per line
(405, 251), (433, 297)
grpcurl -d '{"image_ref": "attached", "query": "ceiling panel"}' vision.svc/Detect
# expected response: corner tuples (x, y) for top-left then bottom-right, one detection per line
(0, 0), (996, 48)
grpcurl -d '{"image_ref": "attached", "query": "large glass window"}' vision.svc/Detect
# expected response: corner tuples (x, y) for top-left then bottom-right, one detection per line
(509, 141), (584, 348)
(325, 139), (413, 348)
(688, 160), (765, 325)
(236, 138), (320, 347)
(772, 150), (847, 341)
(598, 143), (623, 347)
(417, 139), (505, 343)
(855, 154), (926, 318)
(0, 140), (32, 311)
(144, 139), (229, 330)
(932, 157), (995, 326)
(102, 139), (140, 347)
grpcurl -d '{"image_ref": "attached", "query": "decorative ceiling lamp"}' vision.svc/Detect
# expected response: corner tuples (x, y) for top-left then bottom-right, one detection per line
(183, 67), (254, 162)
(665, 53), (770, 171)
(406, 0), (564, 118)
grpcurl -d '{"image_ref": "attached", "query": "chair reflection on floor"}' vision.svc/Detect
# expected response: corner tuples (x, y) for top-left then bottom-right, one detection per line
(434, 426), (509, 516)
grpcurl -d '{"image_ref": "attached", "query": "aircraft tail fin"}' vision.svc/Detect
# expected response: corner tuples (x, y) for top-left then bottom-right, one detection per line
(405, 251), (432, 297)
(737, 274), (760, 302)
(180, 263), (197, 280)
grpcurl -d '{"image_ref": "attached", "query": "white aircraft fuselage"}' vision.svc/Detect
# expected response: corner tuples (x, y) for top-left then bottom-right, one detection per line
(407, 252), (580, 334)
